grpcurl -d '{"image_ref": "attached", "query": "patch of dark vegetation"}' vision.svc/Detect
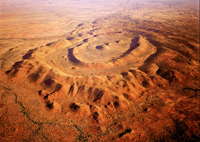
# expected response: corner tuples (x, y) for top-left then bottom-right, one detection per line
(23, 48), (37, 59)
(78, 135), (88, 142)
(73, 124), (88, 142)
(46, 101), (54, 109)
(118, 129), (132, 138)
(69, 103), (80, 112)
(93, 88), (104, 102)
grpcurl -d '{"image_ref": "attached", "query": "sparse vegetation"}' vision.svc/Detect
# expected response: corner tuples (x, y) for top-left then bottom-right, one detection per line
(0, 0), (199, 141)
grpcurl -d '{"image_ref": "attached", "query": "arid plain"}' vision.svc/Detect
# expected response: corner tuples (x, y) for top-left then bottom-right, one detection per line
(0, 0), (199, 141)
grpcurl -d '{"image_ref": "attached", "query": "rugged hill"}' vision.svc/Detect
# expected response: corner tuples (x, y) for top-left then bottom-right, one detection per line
(0, 0), (199, 141)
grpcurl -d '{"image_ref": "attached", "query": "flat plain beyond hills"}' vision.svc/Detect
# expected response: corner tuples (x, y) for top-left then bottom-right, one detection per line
(0, 0), (199, 141)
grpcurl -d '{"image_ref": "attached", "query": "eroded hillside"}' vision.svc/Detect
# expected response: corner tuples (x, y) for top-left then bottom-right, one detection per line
(0, 0), (199, 141)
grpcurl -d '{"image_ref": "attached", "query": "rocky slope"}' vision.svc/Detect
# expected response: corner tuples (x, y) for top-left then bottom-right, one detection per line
(0, 0), (199, 141)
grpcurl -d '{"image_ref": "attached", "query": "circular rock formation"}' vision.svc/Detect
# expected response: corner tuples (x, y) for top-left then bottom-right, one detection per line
(1, 3), (200, 141)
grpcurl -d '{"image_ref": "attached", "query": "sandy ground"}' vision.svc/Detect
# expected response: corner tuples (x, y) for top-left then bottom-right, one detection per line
(0, 0), (199, 141)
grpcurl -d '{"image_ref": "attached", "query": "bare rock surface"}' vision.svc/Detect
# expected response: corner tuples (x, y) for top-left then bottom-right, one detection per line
(0, 0), (199, 141)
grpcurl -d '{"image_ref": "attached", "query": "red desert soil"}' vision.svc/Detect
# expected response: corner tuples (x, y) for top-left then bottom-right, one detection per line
(0, 0), (199, 141)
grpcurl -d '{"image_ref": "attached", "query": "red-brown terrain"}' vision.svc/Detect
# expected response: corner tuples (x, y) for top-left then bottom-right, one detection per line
(0, 0), (199, 141)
